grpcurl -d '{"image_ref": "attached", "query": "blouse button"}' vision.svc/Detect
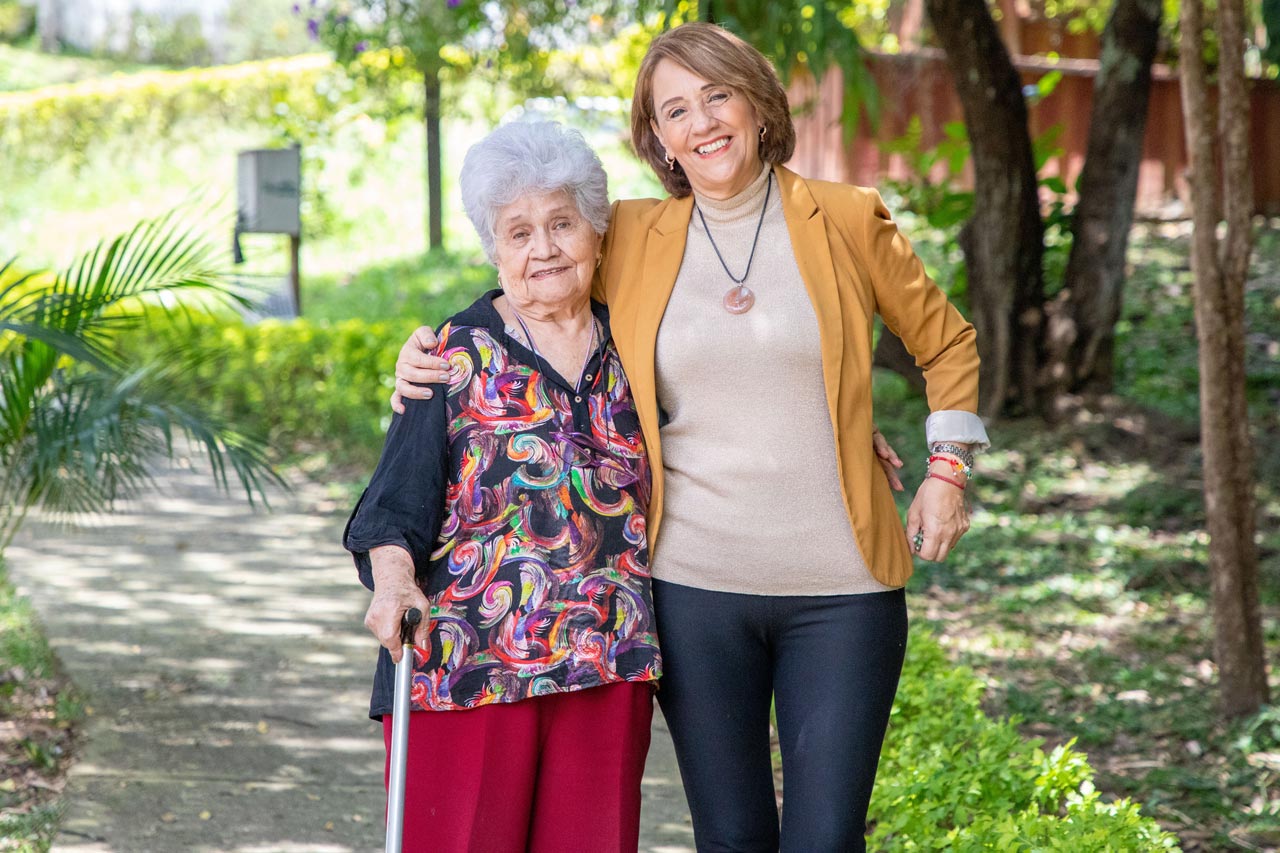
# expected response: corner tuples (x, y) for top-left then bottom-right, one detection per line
(574, 395), (582, 403)
(585, 373), (593, 381)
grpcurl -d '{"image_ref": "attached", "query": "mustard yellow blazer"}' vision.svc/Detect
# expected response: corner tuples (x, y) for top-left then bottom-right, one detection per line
(596, 165), (980, 588)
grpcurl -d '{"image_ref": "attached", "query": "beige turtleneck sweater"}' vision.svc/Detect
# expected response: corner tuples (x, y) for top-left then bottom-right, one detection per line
(651, 165), (896, 596)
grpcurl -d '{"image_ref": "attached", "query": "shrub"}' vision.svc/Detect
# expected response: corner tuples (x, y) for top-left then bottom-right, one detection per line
(871, 632), (1180, 850)
(0, 1), (34, 43)
(113, 308), (423, 472)
(0, 53), (414, 173)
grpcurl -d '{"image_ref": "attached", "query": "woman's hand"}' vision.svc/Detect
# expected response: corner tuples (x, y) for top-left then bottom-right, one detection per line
(872, 426), (904, 492)
(391, 326), (451, 414)
(905, 477), (970, 562)
(365, 547), (431, 662)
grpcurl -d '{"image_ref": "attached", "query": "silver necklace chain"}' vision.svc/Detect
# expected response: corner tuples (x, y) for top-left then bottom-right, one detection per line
(508, 308), (599, 391)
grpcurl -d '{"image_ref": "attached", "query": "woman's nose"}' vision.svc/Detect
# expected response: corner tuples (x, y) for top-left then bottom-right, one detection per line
(691, 102), (718, 134)
(531, 228), (558, 257)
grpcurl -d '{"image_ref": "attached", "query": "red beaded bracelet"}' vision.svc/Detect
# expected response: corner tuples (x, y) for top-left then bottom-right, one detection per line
(926, 470), (966, 490)
(929, 454), (972, 479)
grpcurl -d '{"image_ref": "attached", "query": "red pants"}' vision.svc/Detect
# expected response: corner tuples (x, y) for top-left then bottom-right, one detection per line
(381, 681), (653, 853)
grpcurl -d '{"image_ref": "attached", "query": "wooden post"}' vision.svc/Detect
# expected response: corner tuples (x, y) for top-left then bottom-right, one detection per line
(289, 234), (301, 317)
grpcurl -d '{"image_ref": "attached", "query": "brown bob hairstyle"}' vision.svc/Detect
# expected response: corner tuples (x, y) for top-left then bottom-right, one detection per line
(630, 22), (797, 198)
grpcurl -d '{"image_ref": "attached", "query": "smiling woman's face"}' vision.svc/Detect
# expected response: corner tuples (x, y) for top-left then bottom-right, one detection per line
(649, 58), (763, 200)
(493, 189), (601, 316)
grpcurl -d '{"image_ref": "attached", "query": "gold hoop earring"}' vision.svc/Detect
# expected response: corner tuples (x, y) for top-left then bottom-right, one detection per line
(759, 126), (767, 141)
(664, 151), (676, 171)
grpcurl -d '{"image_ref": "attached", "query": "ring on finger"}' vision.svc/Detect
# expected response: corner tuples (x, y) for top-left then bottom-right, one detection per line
(912, 530), (924, 552)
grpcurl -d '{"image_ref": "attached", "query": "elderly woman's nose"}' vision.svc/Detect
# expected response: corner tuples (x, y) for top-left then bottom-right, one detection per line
(530, 227), (558, 257)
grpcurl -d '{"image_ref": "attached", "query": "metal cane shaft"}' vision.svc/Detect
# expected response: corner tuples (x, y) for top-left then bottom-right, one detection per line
(385, 608), (421, 853)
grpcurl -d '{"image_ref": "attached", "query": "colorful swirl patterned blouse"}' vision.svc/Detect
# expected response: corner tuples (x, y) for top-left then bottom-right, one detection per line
(344, 291), (661, 716)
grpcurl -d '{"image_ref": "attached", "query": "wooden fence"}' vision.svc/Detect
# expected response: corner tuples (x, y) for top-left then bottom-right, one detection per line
(787, 49), (1280, 216)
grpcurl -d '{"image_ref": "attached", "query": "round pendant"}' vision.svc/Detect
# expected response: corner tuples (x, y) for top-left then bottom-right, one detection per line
(723, 285), (755, 314)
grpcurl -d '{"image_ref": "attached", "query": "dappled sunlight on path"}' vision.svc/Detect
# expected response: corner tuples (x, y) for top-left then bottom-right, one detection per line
(7, 457), (693, 852)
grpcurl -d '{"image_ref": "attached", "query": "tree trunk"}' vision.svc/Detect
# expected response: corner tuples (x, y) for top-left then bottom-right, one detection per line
(924, 0), (1045, 418)
(873, 329), (926, 394)
(37, 0), (60, 52)
(1047, 0), (1161, 399)
(1179, 0), (1268, 719)
(424, 66), (444, 251)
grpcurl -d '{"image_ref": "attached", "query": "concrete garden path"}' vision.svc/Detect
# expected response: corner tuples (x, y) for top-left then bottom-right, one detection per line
(7, 458), (694, 852)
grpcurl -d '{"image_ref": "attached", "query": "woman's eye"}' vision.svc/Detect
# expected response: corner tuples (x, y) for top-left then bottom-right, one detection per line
(667, 107), (686, 120)
(708, 92), (729, 104)
(511, 232), (529, 241)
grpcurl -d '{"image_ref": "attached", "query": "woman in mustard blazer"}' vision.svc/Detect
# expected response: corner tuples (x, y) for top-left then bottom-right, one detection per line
(392, 22), (988, 853)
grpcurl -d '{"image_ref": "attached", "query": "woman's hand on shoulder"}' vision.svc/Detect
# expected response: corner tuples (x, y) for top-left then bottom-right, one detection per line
(904, 475), (970, 562)
(391, 326), (452, 413)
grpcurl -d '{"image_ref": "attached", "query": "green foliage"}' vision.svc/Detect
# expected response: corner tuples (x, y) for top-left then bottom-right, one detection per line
(879, 117), (974, 231)
(0, 43), (154, 92)
(663, 0), (879, 132)
(0, 1), (34, 43)
(111, 251), (491, 470)
(872, 632), (1179, 850)
(877, 76), (1074, 303)
(1265, 0), (1280, 68)
(0, 801), (60, 852)
(114, 310), (417, 472)
(222, 0), (319, 63)
(1115, 226), (1280, 425)
(0, 210), (281, 546)
(306, 0), (625, 93)
(0, 52), (419, 247)
(0, 564), (57, 680)
(125, 11), (212, 67)
(0, 54), (349, 173)
(303, 251), (494, 325)
(0, 555), (78, 853)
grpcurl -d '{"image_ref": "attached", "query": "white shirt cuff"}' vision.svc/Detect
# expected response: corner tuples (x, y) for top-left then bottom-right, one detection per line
(925, 410), (991, 452)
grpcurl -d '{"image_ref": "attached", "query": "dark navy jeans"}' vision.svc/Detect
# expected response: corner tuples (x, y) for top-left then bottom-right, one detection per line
(652, 581), (908, 853)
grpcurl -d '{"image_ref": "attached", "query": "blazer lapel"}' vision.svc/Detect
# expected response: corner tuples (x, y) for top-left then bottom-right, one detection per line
(630, 195), (693, 400)
(778, 166), (846, 423)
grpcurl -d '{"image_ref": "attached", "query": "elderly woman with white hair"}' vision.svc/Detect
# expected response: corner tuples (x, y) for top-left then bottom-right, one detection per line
(343, 121), (661, 852)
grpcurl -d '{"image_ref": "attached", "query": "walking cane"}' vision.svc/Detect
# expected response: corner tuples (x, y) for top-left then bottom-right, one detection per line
(385, 606), (422, 853)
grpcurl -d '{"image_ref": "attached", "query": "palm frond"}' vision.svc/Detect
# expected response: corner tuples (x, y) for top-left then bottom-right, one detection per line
(0, 207), (288, 546)
(0, 362), (283, 548)
(0, 321), (113, 367)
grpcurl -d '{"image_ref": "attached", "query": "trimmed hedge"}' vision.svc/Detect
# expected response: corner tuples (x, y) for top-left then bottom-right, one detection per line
(0, 54), (337, 169)
(113, 309), (420, 471)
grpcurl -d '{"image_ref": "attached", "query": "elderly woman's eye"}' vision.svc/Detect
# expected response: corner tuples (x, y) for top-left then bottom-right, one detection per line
(667, 107), (686, 120)
(708, 91), (729, 104)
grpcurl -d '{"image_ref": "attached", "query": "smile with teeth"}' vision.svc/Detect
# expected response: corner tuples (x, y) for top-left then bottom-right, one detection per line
(695, 137), (730, 155)
(531, 266), (570, 279)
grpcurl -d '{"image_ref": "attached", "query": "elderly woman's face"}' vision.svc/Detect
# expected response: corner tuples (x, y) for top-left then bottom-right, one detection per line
(649, 58), (762, 200)
(494, 189), (602, 314)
